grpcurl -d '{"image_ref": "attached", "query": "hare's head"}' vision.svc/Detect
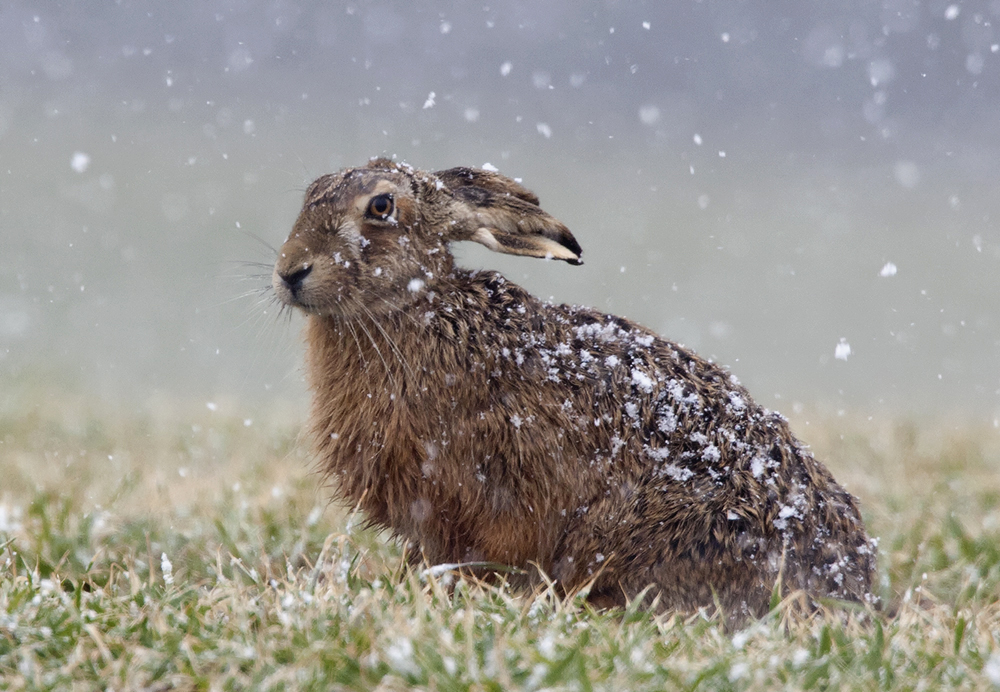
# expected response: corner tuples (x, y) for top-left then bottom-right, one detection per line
(273, 158), (582, 318)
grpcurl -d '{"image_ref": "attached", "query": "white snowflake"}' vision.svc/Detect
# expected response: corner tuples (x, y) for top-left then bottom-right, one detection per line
(834, 338), (851, 361)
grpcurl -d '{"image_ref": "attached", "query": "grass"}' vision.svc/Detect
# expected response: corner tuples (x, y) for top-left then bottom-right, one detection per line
(2, 390), (1000, 690)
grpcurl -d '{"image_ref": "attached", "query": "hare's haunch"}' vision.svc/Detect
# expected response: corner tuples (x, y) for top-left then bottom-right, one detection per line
(273, 158), (877, 626)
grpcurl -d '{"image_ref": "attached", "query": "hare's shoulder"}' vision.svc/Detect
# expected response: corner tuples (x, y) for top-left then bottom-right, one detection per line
(448, 270), (744, 389)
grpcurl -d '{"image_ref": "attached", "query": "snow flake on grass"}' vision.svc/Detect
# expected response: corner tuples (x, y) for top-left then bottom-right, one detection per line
(160, 552), (174, 585)
(0, 503), (23, 533)
(386, 637), (419, 676)
(984, 652), (1000, 686)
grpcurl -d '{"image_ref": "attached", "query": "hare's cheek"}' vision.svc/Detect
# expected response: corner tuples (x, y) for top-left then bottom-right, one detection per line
(333, 222), (369, 261)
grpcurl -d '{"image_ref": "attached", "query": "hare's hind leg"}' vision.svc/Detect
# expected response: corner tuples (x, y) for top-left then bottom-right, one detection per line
(550, 491), (782, 623)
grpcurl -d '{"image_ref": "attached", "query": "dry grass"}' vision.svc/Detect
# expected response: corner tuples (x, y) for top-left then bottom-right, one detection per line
(2, 388), (1000, 690)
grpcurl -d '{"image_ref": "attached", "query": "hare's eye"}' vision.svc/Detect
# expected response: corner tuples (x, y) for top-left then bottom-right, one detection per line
(366, 194), (394, 219)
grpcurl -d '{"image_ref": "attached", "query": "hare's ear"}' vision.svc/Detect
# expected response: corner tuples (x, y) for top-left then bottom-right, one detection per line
(436, 167), (540, 205)
(435, 167), (583, 265)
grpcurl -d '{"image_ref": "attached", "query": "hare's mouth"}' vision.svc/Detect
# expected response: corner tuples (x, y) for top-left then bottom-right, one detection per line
(273, 287), (328, 315)
(272, 279), (356, 318)
(274, 289), (313, 313)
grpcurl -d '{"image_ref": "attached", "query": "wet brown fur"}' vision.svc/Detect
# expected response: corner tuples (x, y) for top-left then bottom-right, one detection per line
(272, 158), (877, 628)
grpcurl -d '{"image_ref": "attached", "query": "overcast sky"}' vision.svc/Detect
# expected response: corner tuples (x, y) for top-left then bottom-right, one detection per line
(2, 1), (999, 418)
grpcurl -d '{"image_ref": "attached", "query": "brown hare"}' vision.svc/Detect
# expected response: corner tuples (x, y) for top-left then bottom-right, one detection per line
(272, 157), (877, 627)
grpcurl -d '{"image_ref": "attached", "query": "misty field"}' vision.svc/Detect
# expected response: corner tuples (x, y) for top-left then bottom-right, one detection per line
(2, 388), (1000, 691)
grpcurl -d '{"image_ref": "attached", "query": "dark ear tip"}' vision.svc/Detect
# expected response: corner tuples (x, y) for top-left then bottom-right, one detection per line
(558, 232), (583, 259)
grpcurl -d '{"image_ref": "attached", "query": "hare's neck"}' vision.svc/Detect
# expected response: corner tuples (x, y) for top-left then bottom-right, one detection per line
(303, 312), (430, 505)
(303, 271), (541, 410)
(304, 312), (420, 405)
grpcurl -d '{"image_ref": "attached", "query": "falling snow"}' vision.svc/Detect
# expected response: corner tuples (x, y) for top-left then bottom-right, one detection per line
(835, 339), (851, 361)
(894, 161), (920, 188)
(71, 152), (90, 173)
(638, 105), (661, 125)
(4, 5), (981, 634)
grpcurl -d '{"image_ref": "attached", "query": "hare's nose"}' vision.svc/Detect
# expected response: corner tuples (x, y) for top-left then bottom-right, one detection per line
(278, 264), (313, 293)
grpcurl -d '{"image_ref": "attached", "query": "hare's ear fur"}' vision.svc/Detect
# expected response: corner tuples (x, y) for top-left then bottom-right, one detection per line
(436, 167), (583, 265)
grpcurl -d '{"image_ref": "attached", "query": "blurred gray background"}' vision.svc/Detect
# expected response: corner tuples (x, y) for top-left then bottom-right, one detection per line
(2, 1), (999, 420)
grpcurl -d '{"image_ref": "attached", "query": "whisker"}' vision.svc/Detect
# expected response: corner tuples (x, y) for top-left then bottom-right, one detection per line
(359, 303), (415, 382)
(233, 290), (299, 396)
(222, 259), (276, 270)
(249, 294), (287, 337)
(375, 296), (422, 328)
(353, 308), (398, 393)
(208, 286), (274, 310)
(357, 326), (397, 393)
(220, 273), (274, 283)
(242, 231), (280, 257)
(344, 319), (375, 389)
